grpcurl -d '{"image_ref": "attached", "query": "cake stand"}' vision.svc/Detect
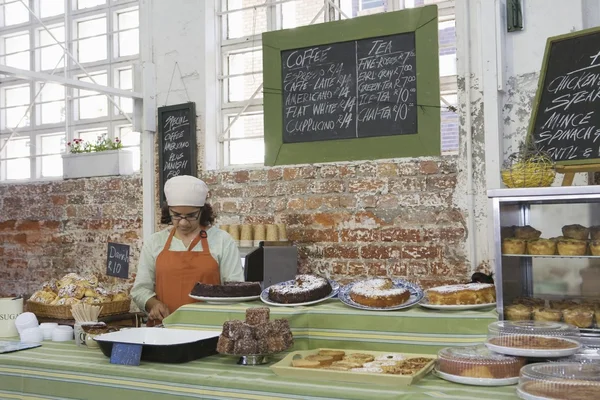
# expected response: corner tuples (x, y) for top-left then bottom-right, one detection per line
(221, 352), (281, 366)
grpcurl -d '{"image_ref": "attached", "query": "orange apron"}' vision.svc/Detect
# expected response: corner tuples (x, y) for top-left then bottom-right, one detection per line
(155, 229), (220, 313)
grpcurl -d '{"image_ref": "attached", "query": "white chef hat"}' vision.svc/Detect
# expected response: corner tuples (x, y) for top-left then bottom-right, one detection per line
(164, 175), (209, 207)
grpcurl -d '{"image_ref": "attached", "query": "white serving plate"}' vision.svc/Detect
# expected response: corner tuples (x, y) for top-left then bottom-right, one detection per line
(485, 337), (581, 358)
(94, 327), (220, 346)
(189, 294), (260, 304)
(419, 300), (497, 310)
(260, 280), (339, 307)
(434, 369), (519, 387)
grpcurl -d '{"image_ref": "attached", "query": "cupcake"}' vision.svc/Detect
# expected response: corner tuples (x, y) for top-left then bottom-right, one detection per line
(505, 304), (531, 321)
(562, 307), (594, 328)
(557, 239), (588, 256)
(532, 308), (562, 322)
(527, 238), (556, 255)
(502, 238), (526, 255)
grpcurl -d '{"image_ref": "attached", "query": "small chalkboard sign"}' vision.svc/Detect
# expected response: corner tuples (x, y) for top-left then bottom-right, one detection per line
(529, 27), (600, 164)
(110, 343), (142, 366)
(281, 33), (417, 144)
(106, 242), (130, 279)
(158, 102), (197, 203)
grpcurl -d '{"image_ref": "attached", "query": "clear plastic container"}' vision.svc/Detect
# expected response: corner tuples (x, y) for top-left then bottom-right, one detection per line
(436, 344), (525, 379)
(517, 362), (600, 400)
(486, 321), (581, 358)
(564, 348), (600, 364)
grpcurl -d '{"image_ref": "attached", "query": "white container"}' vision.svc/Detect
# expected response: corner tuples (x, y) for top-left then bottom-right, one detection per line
(62, 149), (134, 179)
(14, 312), (38, 335)
(0, 297), (23, 337)
(39, 322), (58, 340)
(20, 327), (44, 344)
(52, 325), (74, 342)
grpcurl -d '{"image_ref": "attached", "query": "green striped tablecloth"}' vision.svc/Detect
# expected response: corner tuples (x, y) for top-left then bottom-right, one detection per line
(163, 301), (499, 354)
(0, 340), (519, 400)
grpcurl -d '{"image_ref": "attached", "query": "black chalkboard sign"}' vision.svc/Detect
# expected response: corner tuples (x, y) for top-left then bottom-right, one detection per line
(106, 242), (130, 279)
(281, 33), (417, 144)
(158, 102), (197, 202)
(529, 28), (600, 163)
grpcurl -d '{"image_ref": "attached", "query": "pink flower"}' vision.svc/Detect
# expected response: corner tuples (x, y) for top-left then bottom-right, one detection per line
(115, 138), (120, 142)
(67, 142), (71, 146)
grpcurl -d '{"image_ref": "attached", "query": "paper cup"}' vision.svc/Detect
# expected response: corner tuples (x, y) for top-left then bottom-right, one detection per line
(240, 224), (253, 241)
(277, 223), (288, 241)
(220, 224), (229, 232)
(228, 225), (240, 241)
(266, 224), (278, 242)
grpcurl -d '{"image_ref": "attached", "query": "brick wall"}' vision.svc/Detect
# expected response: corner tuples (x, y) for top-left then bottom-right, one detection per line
(0, 176), (143, 297)
(202, 157), (469, 288)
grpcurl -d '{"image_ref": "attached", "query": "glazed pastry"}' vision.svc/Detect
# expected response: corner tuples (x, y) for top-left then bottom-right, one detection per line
(532, 308), (562, 322)
(29, 290), (57, 304)
(562, 224), (590, 240)
(527, 239), (557, 255)
(57, 283), (86, 299)
(557, 239), (588, 256)
(590, 226), (600, 240)
(590, 240), (600, 256)
(41, 279), (59, 294)
(502, 238), (526, 254)
(345, 353), (375, 363)
(562, 307), (594, 328)
(514, 225), (542, 240)
(505, 304), (531, 321)
(111, 291), (129, 301)
(51, 297), (81, 306)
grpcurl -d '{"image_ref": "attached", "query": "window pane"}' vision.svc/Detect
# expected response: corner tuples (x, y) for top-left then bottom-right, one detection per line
(77, 0), (105, 9)
(77, 129), (107, 144)
(40, 83), (64, 103)
(5, 106), (30, 128)
(118, 28), (138, 57)
(40, 133), (66, 155)
(40, 44), (64, 69)
(119, 126), (140, 171)
(282, 0), (325, 29)
(228, 113), (263, 139)
(78, 36), (107, 62)
(4, 1), (29, 26)
(116, 68), (133, 113)
(40, 155), (62, 177)
(40, 26), (65, 45)
(5, 33), (29, 53)
(7, 137), (29, 157)
(230, 138), (264, 165)
(226, 49), (262, 102)
(118, 9), (138, 29)
(5, 85), (30, 106)
(78, 73), (108, 119)
(78, 17), (106, 38)
(41, 101), (65, 124)
(40, 0), (65, 18)
(4, 86), (30, 129)
(7, 158), (30, 179)
(225, 1), (267, 39)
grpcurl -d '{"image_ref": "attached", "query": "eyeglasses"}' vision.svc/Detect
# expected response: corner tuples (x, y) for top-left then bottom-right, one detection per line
(170, 211), (200, 222)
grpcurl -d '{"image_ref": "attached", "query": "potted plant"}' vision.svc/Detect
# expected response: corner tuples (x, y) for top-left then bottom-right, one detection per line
(62, 136), (134, 179)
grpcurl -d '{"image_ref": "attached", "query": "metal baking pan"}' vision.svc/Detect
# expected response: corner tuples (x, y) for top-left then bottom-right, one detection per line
(94, 327), (220, 363)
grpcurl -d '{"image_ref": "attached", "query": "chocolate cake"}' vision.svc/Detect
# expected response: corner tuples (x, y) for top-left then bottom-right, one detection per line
(268, 275), (332, 304)
(191, 281), (262, 298)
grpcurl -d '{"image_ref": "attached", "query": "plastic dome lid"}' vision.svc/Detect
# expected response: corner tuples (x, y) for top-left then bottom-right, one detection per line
(438, 344), (521, 362)
(518, 363), (600, 400)
(488, 320), (579, 338)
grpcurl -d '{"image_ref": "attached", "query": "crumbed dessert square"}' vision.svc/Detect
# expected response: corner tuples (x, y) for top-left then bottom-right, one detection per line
(245, 307), (270, 326)
(234, 338), (258, 355)
(216, 335), (234, 354)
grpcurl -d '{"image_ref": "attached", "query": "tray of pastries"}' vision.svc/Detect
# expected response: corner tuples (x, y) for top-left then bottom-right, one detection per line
(501, 224), (600, 256)
(505, 297), (600, 330)
(338, 278), (424, 311)
(485, 320), (581, 358)
(27, 273), (131, 319)
(271, 348), (436, 386)
(420, 283), (496, 310)
(517, 362), (600, 400)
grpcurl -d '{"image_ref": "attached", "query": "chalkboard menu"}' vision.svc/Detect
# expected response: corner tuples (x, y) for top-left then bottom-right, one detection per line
(106, 242), (130, 279)
(281, 33), (417, 143)
(530, 29), (600, 163)
(158, 102), (197, 203)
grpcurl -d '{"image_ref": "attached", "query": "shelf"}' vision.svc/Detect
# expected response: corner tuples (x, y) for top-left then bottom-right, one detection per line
(488, 186), (600, 198)
(502, 254), (600, 259)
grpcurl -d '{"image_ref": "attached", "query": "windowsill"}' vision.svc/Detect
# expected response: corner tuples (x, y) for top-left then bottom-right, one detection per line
(0, 172), (142, 186)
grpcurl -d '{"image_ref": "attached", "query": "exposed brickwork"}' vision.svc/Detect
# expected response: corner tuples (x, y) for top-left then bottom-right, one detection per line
(0, 176), (143, 297)
(203, 157), (469, 287)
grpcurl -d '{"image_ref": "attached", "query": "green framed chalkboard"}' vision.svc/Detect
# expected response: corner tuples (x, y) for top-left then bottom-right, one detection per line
(262, 5), (440, 166)
(527, 26), (600, 165)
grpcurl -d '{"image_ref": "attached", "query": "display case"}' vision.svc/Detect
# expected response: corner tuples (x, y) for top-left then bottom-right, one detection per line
(488, 186), (600, 335)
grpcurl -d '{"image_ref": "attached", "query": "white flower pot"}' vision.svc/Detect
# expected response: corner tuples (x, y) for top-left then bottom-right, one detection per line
(62, 149), (134, 179)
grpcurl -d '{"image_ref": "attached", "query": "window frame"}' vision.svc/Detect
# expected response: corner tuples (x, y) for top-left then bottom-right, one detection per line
(0, 0), (140, 182)
(214, 0), (458, 170)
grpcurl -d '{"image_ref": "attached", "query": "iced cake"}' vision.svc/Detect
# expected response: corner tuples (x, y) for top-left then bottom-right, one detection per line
(426, 283), (495, 305)
(268, 275), (332, 304)
(191, 281), (262, 298)
(349, 278), (410, 308)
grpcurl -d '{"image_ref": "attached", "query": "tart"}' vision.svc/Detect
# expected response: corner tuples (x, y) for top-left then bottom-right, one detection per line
(502, 238), (526, 254)
(437, 345), (525, 379)
(532, 308), (562, 322)
(562, 224), (590, 240)
(562, 307), (594, 328)
(514, 225), (542, 240)
(349, 278), (410, 308)
(527, 238), (557, 255)
(590, 240), (600, 256)
(557, 239), (588, 256)
(488, 336), (578, 350)
(521, 381), (600, 400)
(505, 304), (531, 321)
(426, 283), (495, 305)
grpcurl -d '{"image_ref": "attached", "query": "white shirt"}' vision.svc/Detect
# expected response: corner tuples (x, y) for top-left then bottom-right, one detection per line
(131, 226), (244, 311)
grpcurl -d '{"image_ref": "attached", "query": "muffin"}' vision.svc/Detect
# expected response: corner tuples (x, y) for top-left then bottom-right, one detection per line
(502, 238), (526, 255)
(557, 239), (588, 256)
(532, 308), (562, 322)
(562, 307), (594, 328)
(562, 224), (590, 240)
(527, 238), (556, 255)
(590, 226), (600, 240)
(514, 225), (542, 240)
(590, 240), (600, 256)
(505, 304), (531, 321)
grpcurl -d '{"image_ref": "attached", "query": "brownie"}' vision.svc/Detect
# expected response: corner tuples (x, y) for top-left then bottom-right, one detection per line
(266, 336), (287, 353)
(216, 335), (234, 354)
(245, 307), (270, 325)
(257, 339), (269, 354)
(254, 322), (272, 338)
(222, 320), (242, 338)
(234, 338), (259, 355)
(191, 281), (262, 298)
(268, 275), (332, 304)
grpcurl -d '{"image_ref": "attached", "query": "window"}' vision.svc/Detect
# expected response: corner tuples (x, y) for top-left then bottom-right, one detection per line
(0, 0), (140, 181)
(217, 0), (458, 168)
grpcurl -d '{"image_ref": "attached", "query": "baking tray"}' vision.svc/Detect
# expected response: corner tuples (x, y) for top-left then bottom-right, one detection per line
(94, 328), (220, 363)
(270, 348), (436, 386)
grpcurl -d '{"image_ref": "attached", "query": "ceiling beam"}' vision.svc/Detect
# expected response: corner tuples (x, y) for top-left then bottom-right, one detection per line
(0, 65), (143, 99)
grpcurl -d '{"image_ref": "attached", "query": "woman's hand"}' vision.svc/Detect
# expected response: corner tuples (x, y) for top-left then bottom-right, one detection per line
(145, 297), (170, 322)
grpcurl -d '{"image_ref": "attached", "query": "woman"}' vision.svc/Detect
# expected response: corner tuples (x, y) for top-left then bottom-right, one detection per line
(131, 175), (244, 322)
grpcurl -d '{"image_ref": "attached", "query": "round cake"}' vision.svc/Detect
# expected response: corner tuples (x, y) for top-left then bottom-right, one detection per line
(268, 275), (332, 304)
(349, 278), (410, 308)
(437, 345), (525, 379)
(191, 281), (262, 298)
(426, 283), (495, 305)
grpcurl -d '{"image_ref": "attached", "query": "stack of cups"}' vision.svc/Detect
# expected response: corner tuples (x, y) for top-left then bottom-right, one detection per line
(277, 223), (288, 241)
(253, 225), (266, 247)
(15, 312), (41, 344)
(266, 224), (279, 242)
(240, 224), (253, 247)
(220, 224), (229, 233)
(52, 325), (74, 342)
(39, 322), (58, 340)
(228, 225), (240, 245)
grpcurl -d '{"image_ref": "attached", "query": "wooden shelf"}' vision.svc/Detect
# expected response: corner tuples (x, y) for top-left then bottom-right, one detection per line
(502, 254), (600, 259)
